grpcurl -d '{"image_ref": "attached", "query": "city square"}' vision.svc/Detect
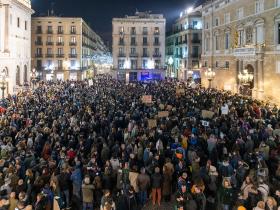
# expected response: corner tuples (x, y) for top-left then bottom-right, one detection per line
(0, 0), (280, 210)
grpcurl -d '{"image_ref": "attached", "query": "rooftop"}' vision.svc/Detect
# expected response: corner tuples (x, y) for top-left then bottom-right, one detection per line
(17, 0), (31, 9)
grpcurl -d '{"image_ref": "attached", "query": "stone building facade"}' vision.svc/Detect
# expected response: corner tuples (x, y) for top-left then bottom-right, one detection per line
(201, 0), (280, 104)
(32, 16), (108, 81)
(112, 12), (166, 82)
(0, 0), (33, 95)
(166, 6), (202, 81)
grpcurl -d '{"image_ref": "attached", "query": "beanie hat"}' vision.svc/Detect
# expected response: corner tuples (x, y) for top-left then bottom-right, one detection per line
(238, 206), (246, 210)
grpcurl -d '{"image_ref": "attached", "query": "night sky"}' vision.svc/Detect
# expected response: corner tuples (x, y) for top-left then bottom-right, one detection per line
(32, 0), (205, 44)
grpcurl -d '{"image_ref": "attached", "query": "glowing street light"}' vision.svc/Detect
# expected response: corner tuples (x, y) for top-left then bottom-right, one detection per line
(238, 69), (254, 84)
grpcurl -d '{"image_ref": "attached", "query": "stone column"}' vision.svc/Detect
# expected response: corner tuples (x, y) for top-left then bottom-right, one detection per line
(252, 60), (258, 98)
(236, 59), (239, 93)
(4, 4), (9, 53)
(258, 59), (264, 100)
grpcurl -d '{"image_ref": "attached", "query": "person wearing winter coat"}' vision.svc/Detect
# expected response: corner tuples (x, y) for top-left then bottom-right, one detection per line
(265, 196), (278, 210)
(151, 167), (162, 206)
(162, 165), (172, 202)
(253, 201), (265, 210)
(82, 176), (94, 210)
(218, 178), (234, 210)
(257, 178), (269, 202)
(136, 167), (150, 206)
(128, 166), (139, 193)
(70, 165), (83, 200)
(193, 185), (206, 210)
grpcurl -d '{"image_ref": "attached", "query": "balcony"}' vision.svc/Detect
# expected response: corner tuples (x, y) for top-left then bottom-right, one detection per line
(57, 30), (64, 34)
(153, 42), (160, 46)
(70, 30), (76, 34)
(118, 53), (126, 57)
(69, 54), (77, 58)
(69, 42), (77, 46)
(36, 29), (42, 34)
(192, 39), (201, 44)
(233, 44), (265, 56)
(56, 54), (64, 58)
(56, 42), (64, 46)
(131, 42), (137, 46)
(119, 41), (125, 46)
(46, 41), (54, 46)
(153, 54), (161, 58)
(45, 54), (54, 58)
(56, 67), (63, 71)
(35, 53), (43, 58)
(35, 41), (43, 45)
(129, 53), (138, 57)
(47, 30), (53, 34)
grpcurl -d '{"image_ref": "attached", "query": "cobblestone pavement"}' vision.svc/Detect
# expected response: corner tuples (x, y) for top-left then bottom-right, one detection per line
(142, 201), (174, 210)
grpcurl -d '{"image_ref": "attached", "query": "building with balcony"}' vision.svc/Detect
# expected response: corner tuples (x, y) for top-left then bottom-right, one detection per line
(201, 0), (280, 104)
(166, 6), (202, 80)
(0, 0), (34, 95)
(31, 16), (109, 81)
(112, 11), (166, 82)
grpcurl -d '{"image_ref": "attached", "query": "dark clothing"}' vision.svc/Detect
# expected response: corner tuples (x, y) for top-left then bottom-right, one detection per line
(151, 172), (162, 188)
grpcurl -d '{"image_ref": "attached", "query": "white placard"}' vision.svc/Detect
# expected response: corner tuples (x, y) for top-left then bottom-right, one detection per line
(221, 104), (229, 115)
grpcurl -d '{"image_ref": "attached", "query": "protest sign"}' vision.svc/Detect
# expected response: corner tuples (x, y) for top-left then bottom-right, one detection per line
(159, 104), (165, 110)
(221, 104), (229, 115)
(148, 119), (157, 129)
(142, 95), (152, 104)
(176, 88), (185, 95)
(201, 110), (215, 119)
(158, 111), (169, 118)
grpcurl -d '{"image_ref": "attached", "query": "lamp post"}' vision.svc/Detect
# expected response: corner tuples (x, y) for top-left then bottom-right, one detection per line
(30, 68), (37, 90)
(238, 69), (254, 96)
(0, 69), (8, 99)
(204, 68), (215, 88)
(187, 69), (193, 84)
(167, 57), (174, 78)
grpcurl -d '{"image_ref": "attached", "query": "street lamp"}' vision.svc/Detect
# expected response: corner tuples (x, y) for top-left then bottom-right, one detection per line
(204, 68), (215, 88)
(31, 68), (37, 90)
(0, 69), (8, 99)
(238, 69), (254, 96)
(187, 70), (193, 84)
(238, 69), (253, 84)
(167, 57), (174, 78)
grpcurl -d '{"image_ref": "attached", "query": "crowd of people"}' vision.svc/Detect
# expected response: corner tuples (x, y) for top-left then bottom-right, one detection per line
(0, 75), (279, 210)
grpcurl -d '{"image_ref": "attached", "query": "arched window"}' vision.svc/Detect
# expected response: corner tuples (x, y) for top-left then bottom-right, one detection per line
(16, 66), (20, 86)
